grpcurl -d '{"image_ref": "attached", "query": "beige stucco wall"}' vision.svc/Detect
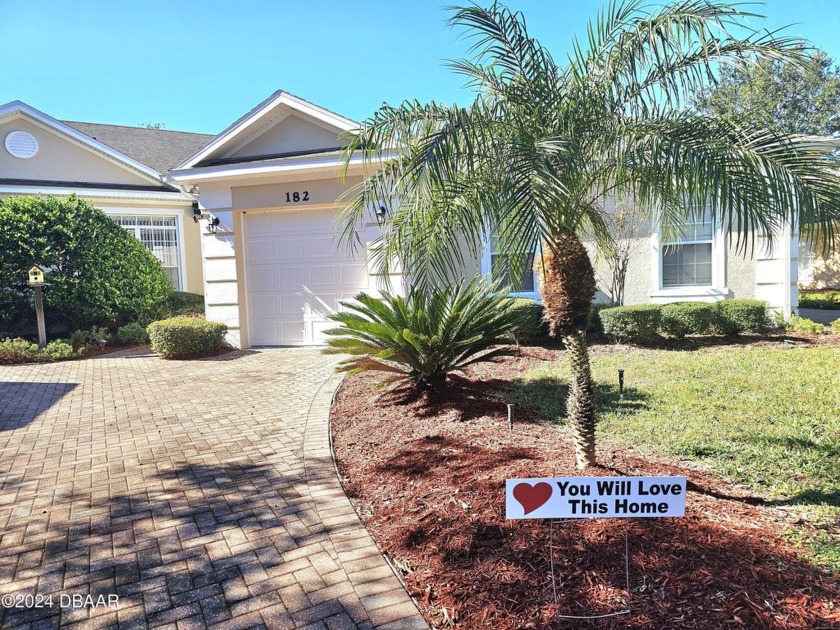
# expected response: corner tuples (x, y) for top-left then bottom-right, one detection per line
(0, 118), (158, 187)
(230, 114), (341, 159)
(725, 237), (756, 299)
(593, 227), (760, 306)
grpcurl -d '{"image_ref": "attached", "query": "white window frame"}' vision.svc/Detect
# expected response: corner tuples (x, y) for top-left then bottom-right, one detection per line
(650, 214), (727, 303)
(105, 209), (186, 292)
(480, 237), (540, 300)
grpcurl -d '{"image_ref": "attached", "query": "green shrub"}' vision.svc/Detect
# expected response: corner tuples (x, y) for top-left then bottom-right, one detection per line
(164, 291), (205, 314)
(659, 302), (714, 338)
(599, 304), (662, 342)
(323, 278), (531, 388)
(116, 322), (149, 345)
(0, 337), (78, 364)
(40, 340), (76, 361)
(832, 318), (840, 335)
(147, 317), (228, 359)
(714, 299), (768, 335)
(787, 315), (825, 334)
(508, 298), (547, 342)
(0, 338), (39, 364)
(798, 290), (840, 309)
(138, 291), (206, 326)
(588, 303), (609, 335)
(0, 195), (171, 334)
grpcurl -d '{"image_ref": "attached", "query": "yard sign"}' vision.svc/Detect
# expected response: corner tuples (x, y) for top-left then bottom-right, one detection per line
(506, 476), (686, 519)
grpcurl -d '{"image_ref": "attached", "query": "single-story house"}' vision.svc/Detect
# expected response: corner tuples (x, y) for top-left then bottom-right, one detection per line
(4, 92), (820, 347)
(0, 101), (208, 293)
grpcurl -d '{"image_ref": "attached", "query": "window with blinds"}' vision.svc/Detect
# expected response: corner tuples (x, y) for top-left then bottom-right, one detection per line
(661, 212), (714, 287)
(112, 215), (181, 290)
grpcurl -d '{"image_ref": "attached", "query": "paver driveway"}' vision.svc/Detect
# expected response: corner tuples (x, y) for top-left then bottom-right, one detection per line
(0, 348), (427, 630)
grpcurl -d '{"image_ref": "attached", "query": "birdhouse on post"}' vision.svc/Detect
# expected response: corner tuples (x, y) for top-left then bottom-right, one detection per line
(27, 265), (48, 348)
(28, 265), (45, 286)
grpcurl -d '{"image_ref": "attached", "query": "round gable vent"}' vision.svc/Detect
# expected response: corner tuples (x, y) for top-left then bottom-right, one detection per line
(5, 131), (39, 159)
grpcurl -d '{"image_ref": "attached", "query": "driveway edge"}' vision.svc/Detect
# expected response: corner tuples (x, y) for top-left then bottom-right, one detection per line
(302, 373), (430, 630)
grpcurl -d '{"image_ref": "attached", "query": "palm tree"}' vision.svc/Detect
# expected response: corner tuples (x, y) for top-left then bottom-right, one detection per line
(338, 0), (840, 469)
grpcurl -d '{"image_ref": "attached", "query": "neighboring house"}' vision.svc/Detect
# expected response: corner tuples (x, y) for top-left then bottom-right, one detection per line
(2, 93), (804, 348)
(798, 239), (840, 290)
(0, 101), (209, 293)
(171, 90), (802, 349)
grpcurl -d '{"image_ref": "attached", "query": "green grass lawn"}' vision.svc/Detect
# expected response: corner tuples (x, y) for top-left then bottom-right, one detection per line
(511, 344), (840, 570)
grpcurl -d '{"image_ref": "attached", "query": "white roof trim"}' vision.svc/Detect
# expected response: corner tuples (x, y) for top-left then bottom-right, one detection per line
(169, 151), (391, 184)
(0, 101), (172, 187)
(173, 90), (359, 171)
(0, 183), (194, 203)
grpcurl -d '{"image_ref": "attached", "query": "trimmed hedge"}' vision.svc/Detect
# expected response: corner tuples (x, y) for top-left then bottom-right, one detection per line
(147, 317), (227, 359)
(116, 322), (149, 345)
(600, 304), (662, 341)
(508, 299), (607, 341)
(714, 299), (768, 335)
(660, 302), (714, 338)
(798, 290), (840, 310)
(832, 318), (840, 335)
(508, 298), (547, 342)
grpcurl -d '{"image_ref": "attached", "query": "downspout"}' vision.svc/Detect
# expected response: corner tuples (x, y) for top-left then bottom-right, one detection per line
(781, 221), (793, 319)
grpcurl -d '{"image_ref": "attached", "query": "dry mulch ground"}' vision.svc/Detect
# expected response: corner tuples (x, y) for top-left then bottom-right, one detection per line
(330, 340), (840, 629)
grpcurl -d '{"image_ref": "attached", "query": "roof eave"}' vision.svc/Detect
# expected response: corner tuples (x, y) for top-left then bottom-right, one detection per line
(169, 153), (386, 184)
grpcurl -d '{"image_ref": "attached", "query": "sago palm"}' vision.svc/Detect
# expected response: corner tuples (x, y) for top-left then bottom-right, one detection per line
(323, 279), (530, 388)
(338, 1), (840, 468)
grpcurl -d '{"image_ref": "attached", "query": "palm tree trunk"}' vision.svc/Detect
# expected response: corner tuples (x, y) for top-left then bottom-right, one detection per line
(563, 330), (597, 468)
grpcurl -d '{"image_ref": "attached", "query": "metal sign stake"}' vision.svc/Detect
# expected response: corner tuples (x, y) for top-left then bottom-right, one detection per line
(548, 518), (632, 622)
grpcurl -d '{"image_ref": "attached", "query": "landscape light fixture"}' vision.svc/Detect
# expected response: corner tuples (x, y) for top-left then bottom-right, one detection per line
(618, 369), (625, 400)
(375, 205), (388, 227)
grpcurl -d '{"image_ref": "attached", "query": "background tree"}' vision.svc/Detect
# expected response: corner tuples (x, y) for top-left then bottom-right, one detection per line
(602, 202), (646, 306)
(695, 48), (840, 138)
(339, 1), (840, 469)
(0, 195), (171, 335)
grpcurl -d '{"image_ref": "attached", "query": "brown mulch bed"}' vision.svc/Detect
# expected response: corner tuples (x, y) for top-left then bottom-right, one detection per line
(330, 341), (840, 629)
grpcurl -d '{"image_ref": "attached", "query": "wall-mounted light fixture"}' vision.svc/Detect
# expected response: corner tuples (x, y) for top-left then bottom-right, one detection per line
(207, 217), (221, 234)
(375, 204), (389, 227)
(192, 201), (202, 224)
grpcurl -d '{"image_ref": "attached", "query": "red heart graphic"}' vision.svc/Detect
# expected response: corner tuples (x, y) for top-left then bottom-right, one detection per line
(513, 482), (553, 515)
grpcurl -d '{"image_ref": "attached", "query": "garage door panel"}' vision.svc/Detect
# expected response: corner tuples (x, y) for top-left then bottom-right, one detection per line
(308, 264), (338, 287)
(307, 236), (341, 258)
(278, 293), (306, 316)
(278, 266), (306, 285)
(280, 321), (305, 344)
(246, 239), (276, 263)
(248, 267), (278, 291)
(339, 262), (368, 285)
(245, 207), (368, 346)
(249, 294), (278, 318)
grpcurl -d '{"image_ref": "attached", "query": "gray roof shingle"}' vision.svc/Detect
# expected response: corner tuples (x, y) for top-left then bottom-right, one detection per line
(62, 121), (214, 174)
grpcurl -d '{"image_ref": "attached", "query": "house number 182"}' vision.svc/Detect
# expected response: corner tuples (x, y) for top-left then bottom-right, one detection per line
(285, 191), (310, 202)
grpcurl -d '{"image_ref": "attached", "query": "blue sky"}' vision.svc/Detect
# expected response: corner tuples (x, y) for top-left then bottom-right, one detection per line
(3, 1), (840, 134)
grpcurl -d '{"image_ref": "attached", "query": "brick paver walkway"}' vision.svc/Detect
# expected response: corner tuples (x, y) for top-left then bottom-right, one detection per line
(0, 348), (428, 630)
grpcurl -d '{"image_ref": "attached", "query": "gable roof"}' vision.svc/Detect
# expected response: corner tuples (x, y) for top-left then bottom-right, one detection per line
(0, 101), (182, 188)
(174, 90), (358, 171)
(62, 122), (213, 174)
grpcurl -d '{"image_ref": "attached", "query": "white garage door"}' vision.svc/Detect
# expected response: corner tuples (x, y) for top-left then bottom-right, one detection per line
(244, 208), (368, 345)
